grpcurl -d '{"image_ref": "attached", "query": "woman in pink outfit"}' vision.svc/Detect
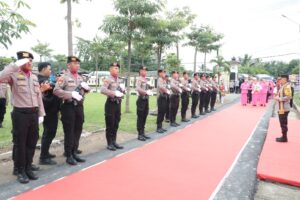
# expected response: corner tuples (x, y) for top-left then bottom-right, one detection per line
(240, 80), (249, 106)
(259, 79), (268, 106)
(251, 78), (261, 106)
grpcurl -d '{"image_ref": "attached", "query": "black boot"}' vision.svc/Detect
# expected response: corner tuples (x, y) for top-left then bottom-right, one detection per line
(156, 128), (164, 134)
(73, 153), (86, 163)
(142, 131), (151, 139)
(113, 142), (124, 149)
(107, 136), (116, 151)
(25, 167), (39, 180)
(39, 158), (57, 165)
(276, 134), (288, 142)
(66, 155), (77, 165)
(138, 135), (147, 141)
(30, 164), (40, 171)
(17, 168), (29, 184)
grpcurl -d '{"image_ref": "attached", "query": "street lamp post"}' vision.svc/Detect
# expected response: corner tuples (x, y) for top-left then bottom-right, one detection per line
(282, 14), (300, 95)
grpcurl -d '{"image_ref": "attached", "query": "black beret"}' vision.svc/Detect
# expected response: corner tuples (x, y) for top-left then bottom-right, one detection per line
(67, 56), (81, 63)
(200, 73), (206, 78)
(38, 62), (51, 72)
(139, 65), (147, 71)
(109, 62), (120, 68)
(17, 51), (34, 60)
(171, 71), (179, 75)
(193, 72), (199, 77)
(158, 69), (164, 74)
(183, 71), (187, 75)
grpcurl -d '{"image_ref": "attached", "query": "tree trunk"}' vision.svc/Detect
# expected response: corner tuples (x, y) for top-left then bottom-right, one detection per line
(193, 47), (197, 73)
(125, 38), (132, 113)
(176, 42), (179, 60)
(67, 0), (73, 56)
(204, 52), (207, 72)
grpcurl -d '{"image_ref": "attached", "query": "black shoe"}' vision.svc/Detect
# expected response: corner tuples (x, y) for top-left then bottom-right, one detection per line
(107, 144), (117, 151)
(73, 154), (86, 163)
(182, 119), (190, 122)
(138, 135), (147, 141)
(205, 110), (211, 113)
(276, 136), (288, 142)
(175, 122), (180, 126)
(30, 164), (40, 171)
(76, 149), (82, 154)
(113, 143), (124, 149)
(211, 108), (216, 111)
(157, 128), (164, 134)
(25, 169), (39, 180)
(162, 128), (167, 132)
(170, 123), (177, 127)
(39, 158), (57, 165)
(66, 156), (77, 165)
(17, 172), (29, 184)
(192, 115), (198, 118)
(13, 167), (18, 176)
(200, 112), (206, 115)
(47, 153), (56, 158)
(143, 134), (151, 139)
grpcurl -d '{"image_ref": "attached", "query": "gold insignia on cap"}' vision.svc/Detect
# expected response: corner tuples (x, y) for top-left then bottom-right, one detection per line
(71, 57), (76, 61)
(22, 52), (29, 57)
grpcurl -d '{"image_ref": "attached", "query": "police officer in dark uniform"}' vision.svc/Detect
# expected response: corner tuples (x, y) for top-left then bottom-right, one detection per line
(136, 66), (152, 141)
(156, 69), (170, 133)
(100, 63), (125, 151)
(54, 56), (90, 165)
(169, 71), (182, 127)
(0, 51), (45, 183)
(191, 73), (201, 118)
(199, 74), (208, 115)
(204, 74), (213, 113)
(38, 62), (62, 165)
(165, 75), (171, 122)
(180, 71), (191, 122)
(209, 75), (218, 111)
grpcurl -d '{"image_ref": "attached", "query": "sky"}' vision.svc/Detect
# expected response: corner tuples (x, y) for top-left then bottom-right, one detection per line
(1, 0), (300, 71)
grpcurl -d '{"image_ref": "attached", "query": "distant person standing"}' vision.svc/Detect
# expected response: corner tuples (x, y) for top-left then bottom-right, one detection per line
(100, 63), (125, 151)
(229, 80), (234, 93)
(0, 82), (8, 128)
(252, 78), (261, 106)
(169, 71), (182, 127)
(191, 73), (201, 118)
(274, 75), (292, 142)
(259, 79), (268, 107)
(235, 79), (240, 93)
(210, 75), (218, 111)
(240, 80), (249, 106)
(180, 71), (191, 122)
(219, 81), (226, 104)
(135, 66), (152, 141)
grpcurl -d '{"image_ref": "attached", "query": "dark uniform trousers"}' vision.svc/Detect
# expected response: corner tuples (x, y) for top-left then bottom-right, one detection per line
(40, 110), (59, 159)
(136, 97), (149, 135)
(247, 90), (252, 104)
(165, 95), (170, 120)
(11, 107), (39, 171)
(61, 103), (84, 157)
(170, 94), (180, 123)
(210, 91), (217, 110)
(204, 91), (211, 111)
(279, 111), (289, 136)
(199, 92), (206, 113)
(157, 95), (168, 129)
(191, 92), (199, 116)
(105, 99), (121, 145)
(0, 98), (6, 123)
(181, 92), (189, 119)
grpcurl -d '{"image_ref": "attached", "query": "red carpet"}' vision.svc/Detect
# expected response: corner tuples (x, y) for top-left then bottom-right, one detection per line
(14, 104), (266, 200)
(257, 118), (300, 186)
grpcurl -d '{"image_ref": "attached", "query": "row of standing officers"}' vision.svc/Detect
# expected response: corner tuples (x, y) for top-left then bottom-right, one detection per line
(0, 51), (220, 184)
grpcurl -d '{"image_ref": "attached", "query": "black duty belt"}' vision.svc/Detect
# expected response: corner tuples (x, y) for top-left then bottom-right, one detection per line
(107, 97), (122, 104)
(138, 96), (149, 100)
(13, 107), (38, 114)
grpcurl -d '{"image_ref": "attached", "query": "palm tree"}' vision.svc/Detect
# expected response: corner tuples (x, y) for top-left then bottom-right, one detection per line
(210, 56), (230, 83)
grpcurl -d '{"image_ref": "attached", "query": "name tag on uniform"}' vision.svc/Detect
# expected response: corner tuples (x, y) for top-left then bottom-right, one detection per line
(68, 80), (76, 86)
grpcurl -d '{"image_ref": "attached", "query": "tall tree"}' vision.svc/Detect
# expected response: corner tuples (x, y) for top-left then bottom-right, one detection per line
(60, 0), (91, 56)
(0, 0), (35, 48)
(166, 7), (195, 60)
(210, 56), (230, 83)
(101, 0), (163, 113)
(31, 41), (53, 61)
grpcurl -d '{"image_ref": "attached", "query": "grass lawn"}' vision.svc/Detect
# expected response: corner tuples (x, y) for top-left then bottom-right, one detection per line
(0, 93), (157, 148)
(294, 91), (300, 107)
